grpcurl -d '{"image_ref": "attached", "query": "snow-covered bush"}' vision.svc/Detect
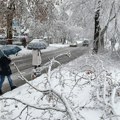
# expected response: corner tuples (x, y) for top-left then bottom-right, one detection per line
(0, 53), (120, 120)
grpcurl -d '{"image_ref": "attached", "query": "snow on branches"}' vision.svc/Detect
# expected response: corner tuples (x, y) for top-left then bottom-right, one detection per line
(0, 53), (120, 120)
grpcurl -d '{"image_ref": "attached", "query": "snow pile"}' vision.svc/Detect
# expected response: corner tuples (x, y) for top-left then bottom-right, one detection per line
(0, 53), (120, 120)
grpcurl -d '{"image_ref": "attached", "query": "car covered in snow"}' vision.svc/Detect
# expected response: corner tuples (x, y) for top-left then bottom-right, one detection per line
(69, 41), (77, 47)
(82, 40), (89, 47)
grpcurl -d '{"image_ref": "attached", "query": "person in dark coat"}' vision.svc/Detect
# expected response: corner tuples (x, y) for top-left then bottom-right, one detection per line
(21, 37), (27, 48)
(0, 56), (16, 95)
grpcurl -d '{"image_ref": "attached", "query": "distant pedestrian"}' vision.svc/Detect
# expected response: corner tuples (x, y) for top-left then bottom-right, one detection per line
(21, 37), (27, 48)
(32, 50), (42, 78)
(110, 37), (116, 51)
(0, 56), (16, 95)
(25, 35), (29, 45)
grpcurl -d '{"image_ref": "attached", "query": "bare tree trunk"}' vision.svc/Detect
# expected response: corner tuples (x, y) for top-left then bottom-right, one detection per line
(6, 1), (15, 44)
(7, 12), (13, 44)
(93, 1), (116, 53)
(93, 0), (101, 54)
(62, 37), (66, 44)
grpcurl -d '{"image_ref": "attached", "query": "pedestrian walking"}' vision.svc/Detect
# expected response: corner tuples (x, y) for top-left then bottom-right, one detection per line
(32, 50), (42, 78)
(0, 56), (16, 95)
(21, 37), (27, 48)
(110, 37), (116, 52)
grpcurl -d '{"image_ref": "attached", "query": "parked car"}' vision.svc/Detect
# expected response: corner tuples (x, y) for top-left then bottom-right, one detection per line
(82, 40), (89, 47)
(0, 35), (6, 45)
(12, 37), (21, 45)
(69, 41), (77, 47)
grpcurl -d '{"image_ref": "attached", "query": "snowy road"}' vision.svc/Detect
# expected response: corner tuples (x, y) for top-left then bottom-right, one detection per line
(2, 44), (88, 93)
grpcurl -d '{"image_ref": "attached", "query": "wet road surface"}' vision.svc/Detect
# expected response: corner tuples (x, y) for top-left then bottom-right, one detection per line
(2, 44), (88, 94)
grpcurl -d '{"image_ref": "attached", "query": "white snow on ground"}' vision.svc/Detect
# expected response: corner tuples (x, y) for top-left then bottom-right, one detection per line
(0, 45), (120, 120)
(105, 40), (120, 51)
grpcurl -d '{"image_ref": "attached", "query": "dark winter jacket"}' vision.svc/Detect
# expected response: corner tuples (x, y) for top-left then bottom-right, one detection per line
(0, 56), (12, 76)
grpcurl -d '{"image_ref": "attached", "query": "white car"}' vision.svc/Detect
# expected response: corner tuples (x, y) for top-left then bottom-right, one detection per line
(69, 41), (77, 47)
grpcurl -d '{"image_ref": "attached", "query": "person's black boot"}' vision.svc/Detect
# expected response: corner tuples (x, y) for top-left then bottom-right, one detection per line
(11, 86), (17, 90)
(0, 89), (3, 95)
